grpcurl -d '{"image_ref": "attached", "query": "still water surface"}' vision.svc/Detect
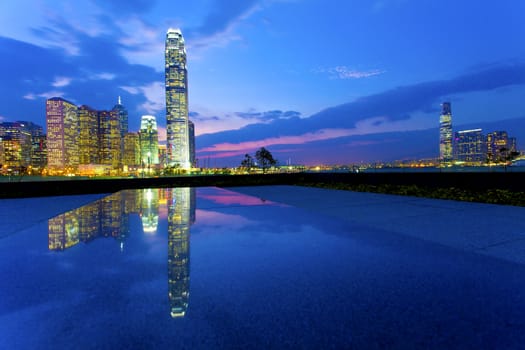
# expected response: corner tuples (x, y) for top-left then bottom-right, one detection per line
(2, 187), (525, 349)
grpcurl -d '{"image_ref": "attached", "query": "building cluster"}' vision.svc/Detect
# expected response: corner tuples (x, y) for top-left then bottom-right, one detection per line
(0, 28), (195, 176)
(439, 102), (519, 165)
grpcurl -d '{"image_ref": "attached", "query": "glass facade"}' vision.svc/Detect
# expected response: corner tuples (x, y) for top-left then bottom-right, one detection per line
(78, 105), (99, 164)
(98, 110), (121, 168)
(139, 115), (160, 168)
(165, 28), (190, 169)
(46, 97), (79, 172)
(123, 132), (140, 167)
(454, 129), (486, 164)
(439, 102), (453, 163)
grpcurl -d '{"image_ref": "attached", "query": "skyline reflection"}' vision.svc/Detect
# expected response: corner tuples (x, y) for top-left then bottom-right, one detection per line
(47, 187), (196, 318)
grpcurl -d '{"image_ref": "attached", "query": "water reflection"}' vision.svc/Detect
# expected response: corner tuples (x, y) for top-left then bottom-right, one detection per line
(47, 187), (195, 318)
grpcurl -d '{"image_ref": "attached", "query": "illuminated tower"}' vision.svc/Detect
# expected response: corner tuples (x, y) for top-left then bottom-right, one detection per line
(112, 96), (128, 138)
(439, 102), (453, 163)
(139, 115), (160, 171)
(78, 105), (99, 164)
(46, 97), (79, 173)
(165, 28), (190, 169)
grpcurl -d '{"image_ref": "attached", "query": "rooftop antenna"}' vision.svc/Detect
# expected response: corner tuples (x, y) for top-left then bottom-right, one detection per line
(118, 96), (122, 105)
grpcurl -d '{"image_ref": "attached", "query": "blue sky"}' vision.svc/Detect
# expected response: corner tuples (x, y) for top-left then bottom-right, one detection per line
(1, 0), (524, 166)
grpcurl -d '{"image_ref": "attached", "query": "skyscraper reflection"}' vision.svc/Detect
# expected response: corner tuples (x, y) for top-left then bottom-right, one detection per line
(167, 187), (194, 317)
(47, 187), (195, 317)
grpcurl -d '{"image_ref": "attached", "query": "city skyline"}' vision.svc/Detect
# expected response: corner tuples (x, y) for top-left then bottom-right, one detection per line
(1, 1), (524, 166)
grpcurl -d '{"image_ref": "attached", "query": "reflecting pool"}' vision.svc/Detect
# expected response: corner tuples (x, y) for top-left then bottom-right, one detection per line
(2, 186), (525, 349)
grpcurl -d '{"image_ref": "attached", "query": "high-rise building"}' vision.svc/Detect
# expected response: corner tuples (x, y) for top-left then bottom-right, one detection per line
(139, 115), (160, 169)
(0, 122), (32, 168)
(454, 129), (486, 164)
(21, 121), (47, 170)
(46, 97), (79, 172)
(112, 96), (128, 138)
(122, 132), (140, 169)
(487, 131), (510, 163)
(439, 102), (453, 163)
(78, 105), (99, 164)
(165, 28), (190, 169)
(98, 110), (121, 168)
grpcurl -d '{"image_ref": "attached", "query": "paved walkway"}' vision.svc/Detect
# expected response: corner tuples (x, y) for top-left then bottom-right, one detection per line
(230, 185), (525, 265)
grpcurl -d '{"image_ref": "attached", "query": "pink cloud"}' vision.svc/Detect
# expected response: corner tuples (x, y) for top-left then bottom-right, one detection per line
(198, 128), (354, 155)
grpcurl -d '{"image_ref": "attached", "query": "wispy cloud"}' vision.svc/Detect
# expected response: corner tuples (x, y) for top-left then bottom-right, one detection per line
(121, 80), (165, 116)
(199, 128), (355, 155)
(52, 76), (72, 87)
(315, 66), (385, 80)
(92, 72), (116, 80)
(192, 109), (302, 136)
(139, 81), (165, 115)
(23, 90), (66, 100)
(186, 0), (262, 53)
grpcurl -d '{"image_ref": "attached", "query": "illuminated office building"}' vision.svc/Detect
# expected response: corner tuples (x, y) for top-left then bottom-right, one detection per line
(23, 122), (46, 170)
(167, 187), (192, 317)
(454, 129), (486, 164)
(123, 132), (140, 168)
(112, 96), (128, 138)
(165, 28), (190, 169)
(0, 136), (22, 168)
(46, 97), (79, 172)
(139, 115), (160, 169)
(0, 122), (32, 167)
(486, 131), (517, 163)
(78, 105), (99, 164)
(439, 102), (453, 163)
(98, 110), (121, 168)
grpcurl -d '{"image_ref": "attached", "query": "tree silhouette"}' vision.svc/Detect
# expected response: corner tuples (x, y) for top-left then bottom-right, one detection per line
(255, 147), (277, 173)
(240, 154), (255, 169)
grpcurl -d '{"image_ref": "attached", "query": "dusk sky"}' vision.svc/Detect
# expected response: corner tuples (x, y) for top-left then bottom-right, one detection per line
(1, 0), (524, 166)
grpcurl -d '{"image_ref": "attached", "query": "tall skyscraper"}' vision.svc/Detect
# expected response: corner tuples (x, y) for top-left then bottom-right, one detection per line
(112, 96), (128, 138)
(98, 110), (121, 168)
(78, 105), (99, 164)
(46, 97), (79, 172)
(165, 28), (190, 169)
(439, 102), (453, 163)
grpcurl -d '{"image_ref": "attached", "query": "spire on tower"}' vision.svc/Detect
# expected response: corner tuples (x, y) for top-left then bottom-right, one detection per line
(118, 96), (122, 105)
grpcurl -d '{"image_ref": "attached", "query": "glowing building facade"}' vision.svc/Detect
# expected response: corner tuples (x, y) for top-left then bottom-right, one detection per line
(78, 105), (99, 164)
(0, 122), (32, 167)
(439, 102), (453, 164)
(46, 97), (79, 172)
(454, 129), (486, 164)
(139, 115), (160, 168)
(123, 132), (140, 168)
(165, 28), (190, 169)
